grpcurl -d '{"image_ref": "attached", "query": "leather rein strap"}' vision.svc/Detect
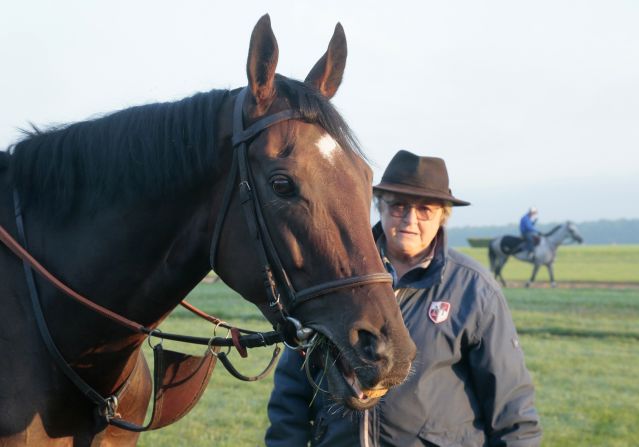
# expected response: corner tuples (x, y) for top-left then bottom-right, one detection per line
(209, 87), (393, 328)
(0, 217), (279, 349)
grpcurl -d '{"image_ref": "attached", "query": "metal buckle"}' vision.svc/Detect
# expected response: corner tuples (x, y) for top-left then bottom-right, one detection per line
(208, 327), (232, 357)
(100, 395), (121, 421)
(282, 316), (317, 351)
(147, 328), (163, 349)
(239, 180), (252, 204)
(269, 291), (281, 308)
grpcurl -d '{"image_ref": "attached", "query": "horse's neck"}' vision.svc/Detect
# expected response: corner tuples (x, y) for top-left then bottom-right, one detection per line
(545, 225), (568, 248)
(96, 196), (212, 317)
(30, 191), (215, 394)
(34, 188), (212, 346)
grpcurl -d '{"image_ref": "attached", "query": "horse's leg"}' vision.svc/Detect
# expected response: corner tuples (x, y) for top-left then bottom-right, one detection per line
(526, 264), (540, 288)
(497, 256), (508, 287)
(490, 248), (507, 287)
(547, 263), (556, 288)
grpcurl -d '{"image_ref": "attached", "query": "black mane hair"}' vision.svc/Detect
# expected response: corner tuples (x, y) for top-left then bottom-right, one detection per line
(10, 89), (229, 220)
(545, 225), (562, 236)
(8, 77), (364, 222)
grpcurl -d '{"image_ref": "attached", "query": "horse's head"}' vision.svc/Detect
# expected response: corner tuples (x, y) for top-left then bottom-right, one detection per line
(566, 221), (584, 244)
(212, 15), (415, 410)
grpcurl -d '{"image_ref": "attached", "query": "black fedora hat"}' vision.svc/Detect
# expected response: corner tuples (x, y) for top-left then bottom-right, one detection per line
(373, 150), (470, 206)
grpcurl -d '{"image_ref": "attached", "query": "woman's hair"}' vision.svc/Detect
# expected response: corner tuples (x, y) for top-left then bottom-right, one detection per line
(373, 191), (453, 226)
(440, 203), (453, 226)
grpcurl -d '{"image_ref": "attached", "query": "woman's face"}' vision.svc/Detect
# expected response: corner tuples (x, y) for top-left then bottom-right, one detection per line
(379, 193), (443, 261)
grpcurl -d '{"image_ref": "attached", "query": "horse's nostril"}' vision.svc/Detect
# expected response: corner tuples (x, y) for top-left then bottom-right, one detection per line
(358, 329), (385, 362)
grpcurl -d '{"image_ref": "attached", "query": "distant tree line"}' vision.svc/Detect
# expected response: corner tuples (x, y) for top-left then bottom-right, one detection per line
(447, 218), (639, 247)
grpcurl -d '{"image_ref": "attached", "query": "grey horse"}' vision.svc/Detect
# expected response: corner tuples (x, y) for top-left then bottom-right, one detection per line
(489, 221), (584, 287)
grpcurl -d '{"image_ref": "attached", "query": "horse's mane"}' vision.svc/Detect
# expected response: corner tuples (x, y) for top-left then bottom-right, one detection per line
(544, 225), (562, 236)
(10, 89), (230, 221)
(8, 77), (363, 222)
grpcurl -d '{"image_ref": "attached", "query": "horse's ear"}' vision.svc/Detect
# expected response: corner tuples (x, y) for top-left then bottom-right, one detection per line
(247, 14), (279, 112)
(305, 23), (347, 99)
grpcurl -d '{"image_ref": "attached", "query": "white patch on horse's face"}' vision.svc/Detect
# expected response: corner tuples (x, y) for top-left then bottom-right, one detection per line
(315, 133), (339, 162)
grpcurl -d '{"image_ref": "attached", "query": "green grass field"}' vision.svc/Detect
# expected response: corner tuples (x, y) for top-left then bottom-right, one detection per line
(138, 246), (639, 447)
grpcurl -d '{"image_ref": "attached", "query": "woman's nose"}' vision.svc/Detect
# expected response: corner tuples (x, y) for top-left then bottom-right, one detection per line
(402, 206), (419, 223)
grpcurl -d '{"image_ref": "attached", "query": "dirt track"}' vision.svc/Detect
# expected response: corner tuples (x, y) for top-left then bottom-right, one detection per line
(502, 281), (639, 290)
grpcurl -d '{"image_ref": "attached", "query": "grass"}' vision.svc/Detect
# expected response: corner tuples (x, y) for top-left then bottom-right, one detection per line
(507, 288), (639, 446)
(458, 244), (639, 283)
(138, 283), (275, 447)
(138, 261), (639, 446)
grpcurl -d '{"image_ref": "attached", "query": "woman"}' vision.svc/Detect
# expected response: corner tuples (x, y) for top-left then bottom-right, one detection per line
(266, 150), (542, 446)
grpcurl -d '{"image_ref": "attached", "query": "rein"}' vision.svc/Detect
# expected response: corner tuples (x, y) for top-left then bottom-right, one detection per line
(0, 208), (280, 349)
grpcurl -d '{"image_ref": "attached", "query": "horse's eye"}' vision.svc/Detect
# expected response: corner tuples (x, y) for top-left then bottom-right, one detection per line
(271, 175), (296, 197)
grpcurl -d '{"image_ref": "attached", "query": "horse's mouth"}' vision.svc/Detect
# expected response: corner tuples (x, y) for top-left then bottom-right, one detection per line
(334, 347), (388, 400)
(309, 333), (388, 409)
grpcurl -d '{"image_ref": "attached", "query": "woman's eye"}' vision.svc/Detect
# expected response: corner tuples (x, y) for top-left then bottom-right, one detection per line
(271, 175), (296, 197)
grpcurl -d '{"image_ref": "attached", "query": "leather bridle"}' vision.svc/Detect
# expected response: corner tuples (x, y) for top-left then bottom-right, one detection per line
(209, 87), (392, 347)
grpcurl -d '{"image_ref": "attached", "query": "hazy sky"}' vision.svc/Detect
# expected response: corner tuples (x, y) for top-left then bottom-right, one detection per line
(1, 1), (637, 227)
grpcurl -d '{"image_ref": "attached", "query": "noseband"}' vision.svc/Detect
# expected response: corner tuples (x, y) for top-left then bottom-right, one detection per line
(209, 87), (392, 346)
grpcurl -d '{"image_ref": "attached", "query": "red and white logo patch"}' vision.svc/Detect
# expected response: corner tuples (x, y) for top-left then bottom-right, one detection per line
(428, 301), (451, 324)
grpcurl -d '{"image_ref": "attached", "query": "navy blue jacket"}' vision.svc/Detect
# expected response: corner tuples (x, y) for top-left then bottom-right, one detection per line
(266, 227), (542, 446)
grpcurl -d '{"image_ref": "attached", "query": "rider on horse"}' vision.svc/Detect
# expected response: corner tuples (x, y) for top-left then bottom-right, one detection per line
(519, 207), (539, 259)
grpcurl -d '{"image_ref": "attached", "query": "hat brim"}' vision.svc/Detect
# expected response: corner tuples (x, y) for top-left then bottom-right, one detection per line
(373, 182), (470, 206)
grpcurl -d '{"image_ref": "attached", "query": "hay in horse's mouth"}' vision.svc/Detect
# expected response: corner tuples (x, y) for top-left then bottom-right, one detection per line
(334, 350), (388, 400)
(307, 333), (388, 404)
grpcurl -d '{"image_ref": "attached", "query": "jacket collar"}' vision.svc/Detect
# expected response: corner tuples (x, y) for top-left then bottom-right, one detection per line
(372, 222), (448, 290)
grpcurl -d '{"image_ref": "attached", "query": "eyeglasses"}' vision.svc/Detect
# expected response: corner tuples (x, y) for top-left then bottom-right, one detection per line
(382, 199), (441, 221)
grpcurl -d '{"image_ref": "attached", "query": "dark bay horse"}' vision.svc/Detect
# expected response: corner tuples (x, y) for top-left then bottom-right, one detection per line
(0, 15), (415, 446)
(489, 221), (583, 287)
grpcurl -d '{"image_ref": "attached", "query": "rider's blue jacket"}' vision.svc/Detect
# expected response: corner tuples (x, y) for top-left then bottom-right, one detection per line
(519, 214), (537, 234)
(265, 226), (542, 447)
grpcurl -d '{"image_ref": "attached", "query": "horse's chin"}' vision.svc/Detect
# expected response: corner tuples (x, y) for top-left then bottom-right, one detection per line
(309, 334), (388, 411)
(323, 360), (383, 411)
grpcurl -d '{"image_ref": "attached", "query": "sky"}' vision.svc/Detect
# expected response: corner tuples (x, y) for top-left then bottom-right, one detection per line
(1, 1), (638, 227)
